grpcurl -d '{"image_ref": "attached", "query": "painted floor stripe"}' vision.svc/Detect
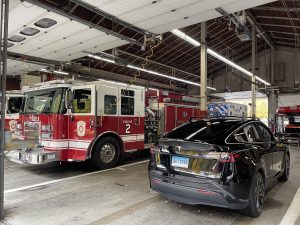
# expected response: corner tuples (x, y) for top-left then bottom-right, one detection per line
(4, 159), (149, 194)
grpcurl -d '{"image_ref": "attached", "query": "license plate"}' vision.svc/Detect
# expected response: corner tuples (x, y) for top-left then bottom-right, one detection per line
(172, 156), (189, 168)
(19, 153), (30, 161)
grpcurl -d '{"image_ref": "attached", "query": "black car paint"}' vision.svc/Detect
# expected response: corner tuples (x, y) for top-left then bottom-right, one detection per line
(148, 119), (289, 210)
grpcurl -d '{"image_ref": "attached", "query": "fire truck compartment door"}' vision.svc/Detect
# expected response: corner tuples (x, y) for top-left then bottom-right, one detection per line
(69, 84), (96, 152)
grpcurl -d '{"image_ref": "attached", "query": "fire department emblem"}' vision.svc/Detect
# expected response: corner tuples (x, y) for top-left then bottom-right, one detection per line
(9, 120), (17, 132)
(77, 121), (86, 137)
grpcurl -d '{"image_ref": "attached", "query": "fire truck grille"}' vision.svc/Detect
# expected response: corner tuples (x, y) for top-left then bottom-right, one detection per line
(24, 122), (40, 140)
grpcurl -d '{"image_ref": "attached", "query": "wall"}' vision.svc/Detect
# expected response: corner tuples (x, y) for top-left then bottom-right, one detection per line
(188, 46), (300, 94)
(20, 74), (41, 89)
(6, 77), (20, 90)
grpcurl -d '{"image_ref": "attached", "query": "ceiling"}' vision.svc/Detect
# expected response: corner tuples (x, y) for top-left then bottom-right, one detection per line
(5, 0), (299, 94)
(83, 0), (276, 33)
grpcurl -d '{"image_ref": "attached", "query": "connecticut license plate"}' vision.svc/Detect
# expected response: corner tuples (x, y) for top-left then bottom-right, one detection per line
(171, 156), (189, 168)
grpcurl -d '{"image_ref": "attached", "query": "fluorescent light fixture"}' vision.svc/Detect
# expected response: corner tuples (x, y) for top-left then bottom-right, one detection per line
(127, 64), (217, 91)
(39, 68), (49, 72)
(171, 29), (271, 86)
(171, 29), (200, 47)
(53, 70), (69, 76)
(148, 87), (159, 91)
(88, 54), (115, 63)
(88, 53), (217, 90)
(39, 68), (69, 76)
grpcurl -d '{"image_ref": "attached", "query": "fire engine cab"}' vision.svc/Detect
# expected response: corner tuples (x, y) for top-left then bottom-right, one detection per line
(276, 105), (300, 145)
(0, 91), (23, 137)
(8, 80), (202, 169)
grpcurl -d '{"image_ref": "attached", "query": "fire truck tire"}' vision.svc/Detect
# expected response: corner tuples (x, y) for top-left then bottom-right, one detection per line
(91, 137), (121, 169)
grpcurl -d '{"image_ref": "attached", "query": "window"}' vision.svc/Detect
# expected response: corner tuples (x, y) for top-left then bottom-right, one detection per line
(233, 124), (259, 143)
(7, 97), (23, 114)
(72, 89), (92, 113)
(8, 35), (26, 42)
(23, 88), (63, 114)
(34, 18), (57, 28)
(1, 41), (14, 48)
(121, 89), (134, 115)
(20, 27), (40, 36)
(257, 124), (272, 142)
(104, 95), (117, 115)
(166, 120), (240, 142)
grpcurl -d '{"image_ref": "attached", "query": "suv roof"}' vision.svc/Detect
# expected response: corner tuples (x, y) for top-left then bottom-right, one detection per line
(189, 116), (260, 124)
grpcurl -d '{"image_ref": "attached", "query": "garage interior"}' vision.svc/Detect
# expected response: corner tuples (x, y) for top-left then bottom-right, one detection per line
(1, 0), (300, 224)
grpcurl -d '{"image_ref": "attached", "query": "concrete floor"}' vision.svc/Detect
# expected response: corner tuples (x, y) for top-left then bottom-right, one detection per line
(1, 147), (300, 225)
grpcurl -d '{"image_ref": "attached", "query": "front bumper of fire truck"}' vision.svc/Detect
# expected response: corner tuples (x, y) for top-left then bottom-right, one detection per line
(6, 147), (59, 164)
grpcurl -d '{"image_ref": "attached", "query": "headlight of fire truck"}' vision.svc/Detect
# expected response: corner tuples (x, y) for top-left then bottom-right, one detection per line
(41, 124), (53, 139)
(14, 123), (23, 137)
(41, 125), (53, 132)
(41, 133), (53, 139)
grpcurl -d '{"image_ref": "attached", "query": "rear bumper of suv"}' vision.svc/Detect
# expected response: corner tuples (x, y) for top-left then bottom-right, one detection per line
(149, 169), (249, 210)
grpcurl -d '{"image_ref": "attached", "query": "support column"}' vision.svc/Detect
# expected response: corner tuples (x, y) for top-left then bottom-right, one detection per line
(0, 0), (9, 220)
(268, 92), (278, 131)
(251, 25), (256, 118)
(200, 22), (207, 111)
(271, 47), (275, 85)
(268, 47), (277, 130)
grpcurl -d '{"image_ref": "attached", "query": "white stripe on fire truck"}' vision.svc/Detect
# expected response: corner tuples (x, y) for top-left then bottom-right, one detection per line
(41, 140), (68, 148)
(41, 140), (91, 149)
(41, 135), (144, 149)
(69, 141), (91, 149)
(121, 134), (144, 142)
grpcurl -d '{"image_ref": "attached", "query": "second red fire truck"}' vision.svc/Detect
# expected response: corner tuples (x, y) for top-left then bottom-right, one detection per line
(0, 91), (23, 138)
(8, 79), (203, 169)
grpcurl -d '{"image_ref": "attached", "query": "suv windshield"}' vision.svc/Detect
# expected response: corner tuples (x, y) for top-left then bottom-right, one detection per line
(164, 120), (241, 143)
(23, 88), (64, 114)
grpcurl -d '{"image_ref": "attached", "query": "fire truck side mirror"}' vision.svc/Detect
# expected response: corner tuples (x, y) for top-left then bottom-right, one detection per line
(65, 89), (74, 109)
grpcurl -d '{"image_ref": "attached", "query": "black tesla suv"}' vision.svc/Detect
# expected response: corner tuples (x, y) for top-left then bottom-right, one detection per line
(148, 117), (290, 217)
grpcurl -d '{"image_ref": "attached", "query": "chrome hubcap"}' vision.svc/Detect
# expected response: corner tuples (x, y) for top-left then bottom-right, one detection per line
(100, 144), (115, 163)
(255, 176), (264, 212)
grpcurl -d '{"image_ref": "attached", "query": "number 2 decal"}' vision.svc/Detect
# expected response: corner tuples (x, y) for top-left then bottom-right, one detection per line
(125, 124), (131, 134)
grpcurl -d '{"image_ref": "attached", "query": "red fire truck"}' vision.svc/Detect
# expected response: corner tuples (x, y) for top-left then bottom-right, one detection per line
(276, 105), (300, 143)
(7, 80), (203, 169)
(0, 91), (23, 137)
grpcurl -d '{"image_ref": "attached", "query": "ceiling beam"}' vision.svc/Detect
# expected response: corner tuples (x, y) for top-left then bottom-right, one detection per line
(260, 23), (300, 29)
(273, 41), (300, 47)
(256, 15), (300, 21)
(268, 30), (300, 36)
(7, 51), (62, 67)
(69, 0), (155, 37)
(247, 10), (276, 49)
(70, 64), (187, 92)
(23, 0), (143, 47)
(254, 6), (300, 12)
(118, 50), (199, 79)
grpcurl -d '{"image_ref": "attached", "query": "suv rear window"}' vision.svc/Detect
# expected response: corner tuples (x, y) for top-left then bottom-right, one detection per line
(164, 121), (207, 139)
(164, 120), (240, 142)
(187, 121), (239, 142)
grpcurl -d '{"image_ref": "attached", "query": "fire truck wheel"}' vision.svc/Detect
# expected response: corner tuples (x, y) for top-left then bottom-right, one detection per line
(91, 137), (121, 169)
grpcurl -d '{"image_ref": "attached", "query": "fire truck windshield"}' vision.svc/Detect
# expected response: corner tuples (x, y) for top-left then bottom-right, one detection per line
(23, 88), (64, 114)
